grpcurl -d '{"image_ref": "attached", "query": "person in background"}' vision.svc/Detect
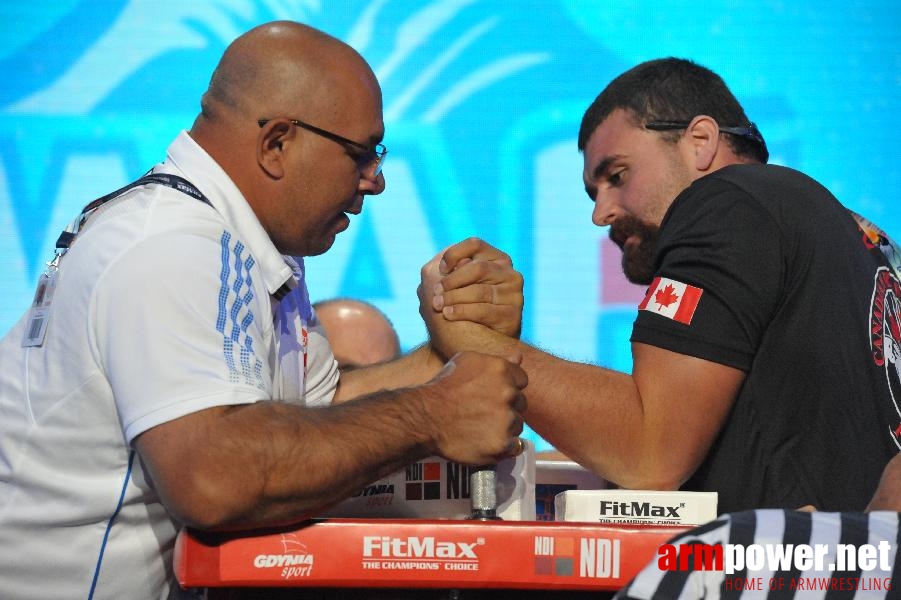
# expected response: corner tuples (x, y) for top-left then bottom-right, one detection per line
(420, 57), (901, 514)
(0, 22), (526, 600)
(313, 297), (401, 368)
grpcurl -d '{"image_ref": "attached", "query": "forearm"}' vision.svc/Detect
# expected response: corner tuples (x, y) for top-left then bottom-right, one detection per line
(435, 325), (735, 489)
(513, 342), (659, 487)
(138, 347), (531, 531)
(426, 322), (651, 481)
(137, 389), (439, 531)
(332, 344), (444, 403)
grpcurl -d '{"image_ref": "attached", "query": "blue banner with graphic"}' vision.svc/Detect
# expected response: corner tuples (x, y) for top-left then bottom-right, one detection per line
(1, 1), (898, 450)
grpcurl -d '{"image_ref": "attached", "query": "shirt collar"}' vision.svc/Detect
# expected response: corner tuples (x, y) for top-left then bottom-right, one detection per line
(161, 131), (296, 296)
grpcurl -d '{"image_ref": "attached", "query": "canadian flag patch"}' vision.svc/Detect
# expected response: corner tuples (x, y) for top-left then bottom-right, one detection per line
(638, 277), (703, 325)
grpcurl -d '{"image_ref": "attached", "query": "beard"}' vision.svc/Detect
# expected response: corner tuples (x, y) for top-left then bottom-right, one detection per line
(610, 215), (659, 285)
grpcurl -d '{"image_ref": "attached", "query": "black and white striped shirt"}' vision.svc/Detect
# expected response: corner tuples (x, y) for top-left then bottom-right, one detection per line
(616, 509), (900, 599)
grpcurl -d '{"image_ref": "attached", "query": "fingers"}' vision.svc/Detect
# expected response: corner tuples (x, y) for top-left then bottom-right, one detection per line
(487, 351), (529, 391)
(508, 363), (529, 393)
(426, 350), (529, 465)
(439, 303), (521, 333)
(432, 282), (495, 310)
(432, 257), (523, 329)
(511, 392), (527, 413)
(437, 257), (519, 293)
(505, 350), (523, 366)
(427, 240), (524, 340)
(440, 256), (472, 274)
(434, 282), (524, 314)
(494, 404), (526, 461)
(439, 237), (512, 275)
(471, 350), (527, 390)
(419, 257), (443, 295)
(509, 437), (525, 457)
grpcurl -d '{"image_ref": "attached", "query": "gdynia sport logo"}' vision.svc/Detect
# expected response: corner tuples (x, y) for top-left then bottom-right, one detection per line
(657, 541), (894, 592)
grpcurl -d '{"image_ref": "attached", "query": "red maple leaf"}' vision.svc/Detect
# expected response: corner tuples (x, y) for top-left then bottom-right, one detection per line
(654, 284), (680, 309)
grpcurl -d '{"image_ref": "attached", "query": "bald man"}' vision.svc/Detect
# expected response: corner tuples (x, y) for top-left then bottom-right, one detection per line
(0, 22), (525, 600)
(313, 298), (402, 367)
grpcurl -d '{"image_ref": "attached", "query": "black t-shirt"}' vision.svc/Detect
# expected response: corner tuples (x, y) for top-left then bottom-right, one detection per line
(631, 163), (901, 513)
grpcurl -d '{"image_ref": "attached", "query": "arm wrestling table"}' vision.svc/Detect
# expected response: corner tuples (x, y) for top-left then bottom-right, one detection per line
(174, 518), (685, 598)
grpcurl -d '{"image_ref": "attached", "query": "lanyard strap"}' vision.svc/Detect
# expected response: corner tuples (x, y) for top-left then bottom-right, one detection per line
(53, 173), (211, 259)
(46, 173), (294, 301)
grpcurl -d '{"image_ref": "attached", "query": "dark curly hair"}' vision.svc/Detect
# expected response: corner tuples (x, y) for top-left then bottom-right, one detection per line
(578, 58), (767, 163)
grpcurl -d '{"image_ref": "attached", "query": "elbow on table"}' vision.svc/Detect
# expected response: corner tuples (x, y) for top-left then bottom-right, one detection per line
(159, 471), (265, 531)
(606, 460), (695, 492)
(568, 445), (695, 491)
(614, 472), (684, 492)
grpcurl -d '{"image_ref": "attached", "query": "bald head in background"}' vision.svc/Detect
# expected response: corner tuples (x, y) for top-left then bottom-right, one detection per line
(314, 298), (402, 368)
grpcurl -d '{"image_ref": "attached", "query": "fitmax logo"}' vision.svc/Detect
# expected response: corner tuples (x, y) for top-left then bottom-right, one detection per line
(599, 501), (682, 518)
(363, 536), (481, 559)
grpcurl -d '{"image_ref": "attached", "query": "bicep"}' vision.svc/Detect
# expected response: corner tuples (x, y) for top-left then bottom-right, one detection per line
(631, 342), (745, 487)
(133, 405), (242, 527)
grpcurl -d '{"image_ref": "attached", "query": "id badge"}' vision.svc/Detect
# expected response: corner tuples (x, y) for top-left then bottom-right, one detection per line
(22, 269), (59, 347)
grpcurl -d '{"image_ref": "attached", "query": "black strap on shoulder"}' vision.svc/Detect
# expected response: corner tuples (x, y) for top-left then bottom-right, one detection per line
(55, 173), (212, 252)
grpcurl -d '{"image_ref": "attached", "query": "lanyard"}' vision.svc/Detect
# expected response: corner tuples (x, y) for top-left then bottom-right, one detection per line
(25, 173), (212, 348)
(52, 173), (212, 267)
(50, 172), (293, 299)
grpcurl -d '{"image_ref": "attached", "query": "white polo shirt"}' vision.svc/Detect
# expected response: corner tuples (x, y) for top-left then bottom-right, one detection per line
(0, 131), (338, 599)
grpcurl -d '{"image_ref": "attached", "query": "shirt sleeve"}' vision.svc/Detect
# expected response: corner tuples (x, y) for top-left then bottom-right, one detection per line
(614, 515), (733, 600)
(270, 278), (338, 408)
(91, 229), (273, 443)
(631, 178), (785, 371)
(303, 318), (339, 407)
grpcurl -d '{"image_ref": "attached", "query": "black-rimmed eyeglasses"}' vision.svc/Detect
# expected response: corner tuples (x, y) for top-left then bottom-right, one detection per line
(258, 118), (387, 176)
(646, 120), (769, 163)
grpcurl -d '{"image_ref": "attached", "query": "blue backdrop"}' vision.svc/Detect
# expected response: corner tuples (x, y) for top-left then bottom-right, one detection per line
(1, 1), (899, 450)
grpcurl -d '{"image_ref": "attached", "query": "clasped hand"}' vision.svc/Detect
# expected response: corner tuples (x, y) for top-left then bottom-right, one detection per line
(418, 237), (523, 359)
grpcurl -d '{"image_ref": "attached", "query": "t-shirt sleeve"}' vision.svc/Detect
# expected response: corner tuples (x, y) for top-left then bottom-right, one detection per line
(303, 318), (339, 407)
(613, 516), (732, 599)
(269, 281), (338, 408)
(92, 230), (273, 443)
(631, 179), (785, 371)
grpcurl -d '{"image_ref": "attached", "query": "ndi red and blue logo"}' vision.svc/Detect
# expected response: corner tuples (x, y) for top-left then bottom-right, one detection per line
(534, 535), (575, 577)
(405, 461), (441, 500)
(533, 535), (622, 580)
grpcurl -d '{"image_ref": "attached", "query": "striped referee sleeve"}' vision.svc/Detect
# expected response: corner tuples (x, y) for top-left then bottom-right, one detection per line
(616, 513), (739, 599)
(616, 510), (900, 599)
(721, 510), (759, 600)
(765, 509), (811, 600)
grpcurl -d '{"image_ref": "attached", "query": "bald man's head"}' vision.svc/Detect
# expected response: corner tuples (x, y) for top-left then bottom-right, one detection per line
(188, 21), (386, 257)
(314, 298), (401, 368)
(199, 22), (378, 123)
